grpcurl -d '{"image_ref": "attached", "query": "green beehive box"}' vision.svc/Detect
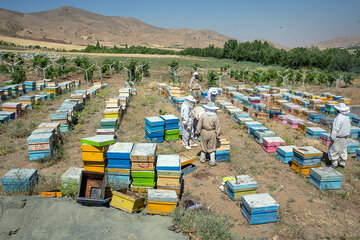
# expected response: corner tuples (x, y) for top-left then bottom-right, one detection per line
(131, 171), (155, 178)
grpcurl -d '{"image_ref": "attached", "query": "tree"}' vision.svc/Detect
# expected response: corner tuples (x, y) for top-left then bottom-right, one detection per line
(124, 59), (142, 83)
(11, 65), (26, 84)
(168, 60), (180, 83)
(140, 61), (150, 76)
(206, 71), (219, 87)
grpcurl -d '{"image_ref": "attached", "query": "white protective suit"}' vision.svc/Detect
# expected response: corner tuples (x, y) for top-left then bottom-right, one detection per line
(181, 100), (195, 148)
(207, 88), (218, 103)
(328, 112), (351, 167)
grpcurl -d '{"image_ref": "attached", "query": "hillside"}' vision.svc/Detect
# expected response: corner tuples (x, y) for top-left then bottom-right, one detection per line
(315, 35), (360, 49)
(0, 6), (232, 49)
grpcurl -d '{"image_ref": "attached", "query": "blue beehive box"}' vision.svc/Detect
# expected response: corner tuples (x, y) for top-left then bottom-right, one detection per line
(225, 175), (258, 201)
(0, 111), (16, 120)
(350, 126), (360, 138)
(241, 193), (279, 225)
(277, 145), (296, 163)
(160, 115), (179, 125)
(156, 155), (181, 171)
(107, 142), (133, 160)
(356, 148), (360, 160)
(244, 121), (262, 133)
(309, 167), (343, 190)
(145, 116), (165, 127)
(306, 127), (327, 139)
(347, 138), (359, 154)
(1, 168), (38, 192)
(215, 150), (230, 162)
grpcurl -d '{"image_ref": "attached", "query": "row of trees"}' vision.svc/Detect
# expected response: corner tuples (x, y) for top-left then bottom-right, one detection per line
(0, 53), (151, 84)
(178, 40), (360, 74)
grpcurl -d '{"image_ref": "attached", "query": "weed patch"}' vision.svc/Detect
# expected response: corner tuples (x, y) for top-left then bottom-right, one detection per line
(171, 206), (238, 240)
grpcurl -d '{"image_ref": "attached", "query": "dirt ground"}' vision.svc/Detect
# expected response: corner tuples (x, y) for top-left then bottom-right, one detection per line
(0, 196), (186, 240)
(1, 65), (360, 239)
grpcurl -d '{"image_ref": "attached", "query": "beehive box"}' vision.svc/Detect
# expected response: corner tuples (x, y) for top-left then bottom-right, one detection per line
(1, 168), (38, 192)
(225, 175), (258, 201)
(309, 167), (343, 190)
(241, 193), (279, 225)
(147, 189), (178, 215)
(110, 189), (145, 213)
(61, 167), (83, 187)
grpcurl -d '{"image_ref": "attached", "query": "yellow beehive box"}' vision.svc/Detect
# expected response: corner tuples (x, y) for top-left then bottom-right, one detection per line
(157, 177), (181, 188)
(291, 160), (321, 176)
(147, 201), (177, 215)
(81, 144), (109, 153)
(83, 162), (105, 173)
(110, 189), (145, 213)
(82, 151), (106, 162)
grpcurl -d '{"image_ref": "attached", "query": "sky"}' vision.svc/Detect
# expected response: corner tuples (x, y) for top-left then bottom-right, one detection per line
(1, 0), (360, 47)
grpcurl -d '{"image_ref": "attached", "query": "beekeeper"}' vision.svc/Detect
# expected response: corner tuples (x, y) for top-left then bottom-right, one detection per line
(328, 103), (351, 169)
(192, 106), (205, 139)
(196, 102), (221, 166)
(189, 72), (202, 103)
(207, 87), (218, 103)
(181, 95), (198, 150)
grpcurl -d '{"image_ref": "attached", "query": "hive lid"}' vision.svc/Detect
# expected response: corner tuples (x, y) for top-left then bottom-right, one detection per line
(156, 155), (181, 168)
(160, 115), (179, 121)
(2, 168), (38, 180)
(226, 175), (257, 188)
(108, 142), (134, 154)
(310, 167), (343, 181)
(242, 193), (279, 210)
(131, 143), (157, 156)
(277, 145), (297, 153)
(61, 167), (83, 182)
(80, 135), (116, 147)
(147, 189), (178, 202)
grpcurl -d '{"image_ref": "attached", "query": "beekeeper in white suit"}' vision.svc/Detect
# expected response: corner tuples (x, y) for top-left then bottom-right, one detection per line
(181, 95), (198, 150)
(328, 103), (351, 169)
(207, 87), (218, 103)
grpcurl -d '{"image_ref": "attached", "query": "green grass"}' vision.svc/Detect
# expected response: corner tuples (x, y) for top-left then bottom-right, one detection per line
(171, 206), (239, 240)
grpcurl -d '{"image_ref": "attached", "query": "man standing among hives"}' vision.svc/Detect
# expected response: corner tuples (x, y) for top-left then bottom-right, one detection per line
(189, 72), (202, 103)
(207, 87), (219, 103)
(196, 102), (221, 166)
(181, 95), (198, 150)
(328, 103), (351, 169)
(192, 106), (205, 141)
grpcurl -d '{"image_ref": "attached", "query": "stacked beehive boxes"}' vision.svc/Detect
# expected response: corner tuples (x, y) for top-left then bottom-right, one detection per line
(309, 167), (343, 190)
(261, 137), (285, 153)
(215, 136), (231, 162)
(298, 121), (316, 135)
(1, 168), (38, 192)
(27, 129), (57, 161)
(305, 127), (327, 139)
(145, 116), (165, 143)
(254, 130), (276, 144)
(241, 193), (279, 225)
(244, 121), (262, 134)
(277, 145), (296, 163)
(2, 102), (22, 118)
(156, 155), (182, 197)
(291, 146), (322, 176)
(107, 142), (134, 188)
(46, 82), (61, 95)
(146, 189), (178, 215)
(80, 136), (116, 173)
(130, 143), (157, 195)
(160, 115), (180, 141)
(225, 175), (257, 201)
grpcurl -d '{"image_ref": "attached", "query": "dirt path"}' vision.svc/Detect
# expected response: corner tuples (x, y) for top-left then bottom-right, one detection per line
(0, 196), (186, 240)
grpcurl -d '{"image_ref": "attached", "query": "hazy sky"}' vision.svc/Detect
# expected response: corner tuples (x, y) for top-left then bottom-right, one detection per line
(1, 0), (360, 47)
